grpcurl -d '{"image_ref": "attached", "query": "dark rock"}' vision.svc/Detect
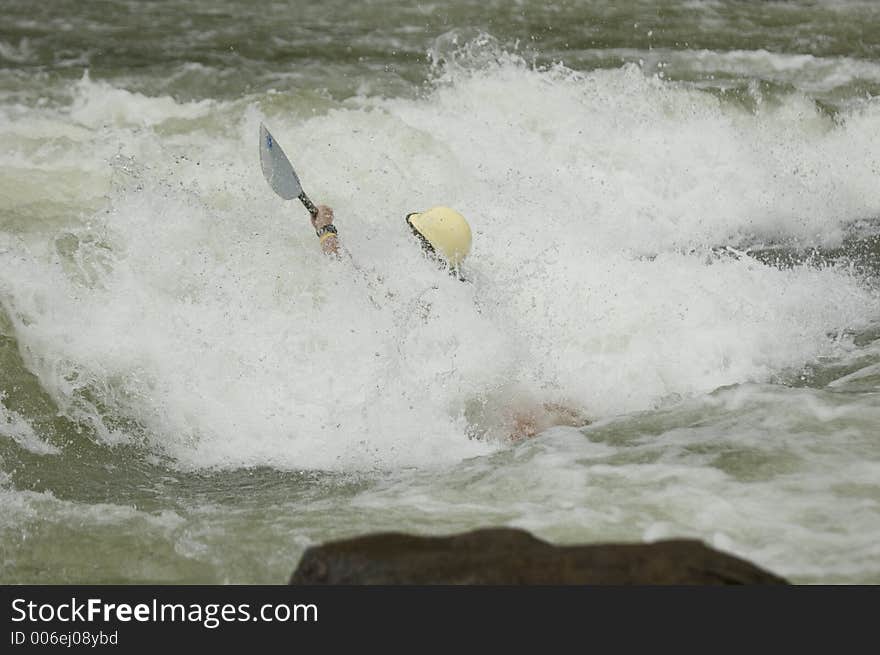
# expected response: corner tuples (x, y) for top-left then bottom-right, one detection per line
(290, 527), (788, 585)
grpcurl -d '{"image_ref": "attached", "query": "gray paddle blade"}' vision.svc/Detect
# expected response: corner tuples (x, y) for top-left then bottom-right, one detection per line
(259, 123), (303, 200)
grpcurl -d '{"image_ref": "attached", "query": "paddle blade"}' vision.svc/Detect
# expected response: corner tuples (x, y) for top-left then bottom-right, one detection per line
(259, 123), (304, 200)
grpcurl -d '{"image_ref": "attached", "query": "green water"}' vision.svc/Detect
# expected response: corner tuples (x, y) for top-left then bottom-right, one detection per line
(1, 0), (879, 583)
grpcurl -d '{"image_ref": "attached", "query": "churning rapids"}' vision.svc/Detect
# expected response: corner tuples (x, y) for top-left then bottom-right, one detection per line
(1, 0), (879, 583)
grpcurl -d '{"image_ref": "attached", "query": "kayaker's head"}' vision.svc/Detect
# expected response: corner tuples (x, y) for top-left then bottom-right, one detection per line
(405, 206), (472, 275)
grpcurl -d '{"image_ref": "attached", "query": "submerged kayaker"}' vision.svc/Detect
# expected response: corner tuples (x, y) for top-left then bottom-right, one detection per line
(309, 202), (588, 442)
(258, 123), (587, 442)
(311, 203), (472, 278)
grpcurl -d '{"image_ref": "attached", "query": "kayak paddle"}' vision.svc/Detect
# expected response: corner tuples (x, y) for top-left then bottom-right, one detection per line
(259, 122), (318, 218)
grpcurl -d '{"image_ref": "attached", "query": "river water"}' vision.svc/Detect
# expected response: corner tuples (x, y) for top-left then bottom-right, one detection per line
(1, 0), (879, 583)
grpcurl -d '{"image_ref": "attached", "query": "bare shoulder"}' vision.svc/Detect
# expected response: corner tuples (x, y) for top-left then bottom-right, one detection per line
(508, 403), (591, 443)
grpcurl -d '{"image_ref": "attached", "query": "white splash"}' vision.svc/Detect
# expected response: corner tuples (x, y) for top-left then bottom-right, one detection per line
(1, 50), (879, 472)
(0, 398), (59, 455)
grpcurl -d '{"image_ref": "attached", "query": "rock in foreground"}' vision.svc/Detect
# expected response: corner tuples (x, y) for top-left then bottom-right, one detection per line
(290, 528), (787, 585)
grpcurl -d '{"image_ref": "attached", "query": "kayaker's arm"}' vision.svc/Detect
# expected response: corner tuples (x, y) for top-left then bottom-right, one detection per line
(312, 205), (339, 256)
(509, 403), (590, 442)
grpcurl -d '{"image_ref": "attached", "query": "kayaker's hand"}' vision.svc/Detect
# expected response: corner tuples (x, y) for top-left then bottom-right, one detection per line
(312, 205), (334, 230)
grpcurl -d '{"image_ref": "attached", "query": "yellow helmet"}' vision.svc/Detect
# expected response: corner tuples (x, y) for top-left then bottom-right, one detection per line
(406, 206), (472, 267)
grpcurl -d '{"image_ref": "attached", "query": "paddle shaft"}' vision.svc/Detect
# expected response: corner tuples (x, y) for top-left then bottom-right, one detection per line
(298, 191), (318, 218)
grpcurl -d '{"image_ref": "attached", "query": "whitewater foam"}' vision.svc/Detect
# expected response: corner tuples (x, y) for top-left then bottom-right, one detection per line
(69, 71), (214, 128)
(0, 399), (59, 455)
(1, 50), (879, 472)
(566, 47), (880, 96)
